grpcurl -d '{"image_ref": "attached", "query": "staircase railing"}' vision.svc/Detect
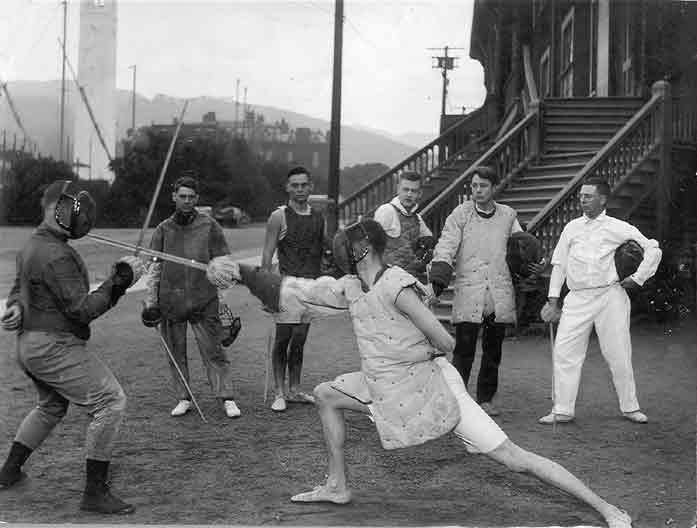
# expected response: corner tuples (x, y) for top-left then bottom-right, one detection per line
(421, 109), (540, 235)
(527, 88), (665, 256)
(673, 96), (697, 145)
(337, 105), (489, 226)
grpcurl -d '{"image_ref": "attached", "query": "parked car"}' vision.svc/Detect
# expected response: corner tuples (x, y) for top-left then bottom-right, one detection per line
(213, 205), (250, 227)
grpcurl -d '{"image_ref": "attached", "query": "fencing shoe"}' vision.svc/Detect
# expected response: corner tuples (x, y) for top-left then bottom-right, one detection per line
(171, 400), (192, 417)
(224, 400), (241, 418)
(271, 395), (287, 412)
(538, 412), (574, 424)
(622, 410), (648, 423)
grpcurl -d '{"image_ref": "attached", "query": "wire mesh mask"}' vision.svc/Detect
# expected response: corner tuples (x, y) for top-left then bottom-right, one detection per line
(331, 221), (372, 275)
(54, 180), (96, 239)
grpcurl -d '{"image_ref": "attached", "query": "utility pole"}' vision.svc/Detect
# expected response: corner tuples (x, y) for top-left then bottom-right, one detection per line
(59, 0), (67, 161)
(327, 0), (344, 236)
(429, 46), (463, 117)
(129, 64), (137, 133)
(235, 78), (240, 136)
(243, 86), (248, 138)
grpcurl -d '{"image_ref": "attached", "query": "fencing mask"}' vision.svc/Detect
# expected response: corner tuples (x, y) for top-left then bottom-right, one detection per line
(53, 180), (96, 239)
(331, 220), (385, 275)
(506, 231), (543, 278)
(614, 239), (644, 281)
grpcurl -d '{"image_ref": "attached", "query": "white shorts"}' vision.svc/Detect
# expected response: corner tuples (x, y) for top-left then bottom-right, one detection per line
(434, 357), (508, 454)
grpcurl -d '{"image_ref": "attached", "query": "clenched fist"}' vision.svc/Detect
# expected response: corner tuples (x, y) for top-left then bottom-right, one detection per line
(207, 256), (241, 289)
(1, 304), (22, 331)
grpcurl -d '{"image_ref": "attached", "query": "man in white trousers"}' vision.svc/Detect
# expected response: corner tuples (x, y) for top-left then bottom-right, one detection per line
(539, 177), (662, 425)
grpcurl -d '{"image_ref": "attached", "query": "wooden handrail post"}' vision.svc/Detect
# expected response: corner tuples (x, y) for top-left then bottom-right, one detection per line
(529, 99), (541, 161)
(653, 80), (672, 242)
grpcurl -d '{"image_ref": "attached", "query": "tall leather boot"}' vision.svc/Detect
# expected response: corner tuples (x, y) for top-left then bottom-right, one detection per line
(0, 442), (32, 489)
(79, 459), (135, 514)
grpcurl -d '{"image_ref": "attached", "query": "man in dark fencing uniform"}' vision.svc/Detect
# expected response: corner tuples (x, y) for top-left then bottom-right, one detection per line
(141, 175), (240, 418)
(261, 166), (325, 412)
(0, 180), (143, 514)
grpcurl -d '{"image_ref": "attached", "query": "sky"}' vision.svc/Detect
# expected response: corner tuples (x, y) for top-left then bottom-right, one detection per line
(0, 0), (486, 138)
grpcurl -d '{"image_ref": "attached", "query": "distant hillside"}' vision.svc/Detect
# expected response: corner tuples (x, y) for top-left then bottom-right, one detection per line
(0, 80), (421, 168)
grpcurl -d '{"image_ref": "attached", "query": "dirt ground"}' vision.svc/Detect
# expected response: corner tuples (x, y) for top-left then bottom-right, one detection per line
(0, 228), (695, 527)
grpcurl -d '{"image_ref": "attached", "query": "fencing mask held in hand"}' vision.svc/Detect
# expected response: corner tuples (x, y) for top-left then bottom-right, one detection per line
(614, 239), (644, 281)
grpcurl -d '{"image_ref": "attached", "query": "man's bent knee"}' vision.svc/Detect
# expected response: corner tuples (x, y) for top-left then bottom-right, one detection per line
(95, 386), (127, 418)
(313, 382), (334, 403)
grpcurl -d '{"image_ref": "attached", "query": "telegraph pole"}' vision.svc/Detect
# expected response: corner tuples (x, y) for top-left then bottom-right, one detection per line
(235, 78), (240, 136)
(129, 64), (136, 133)
(327, 0), (344, 236)
(59, 0), (67, 161)
(429, 46), (463, 117)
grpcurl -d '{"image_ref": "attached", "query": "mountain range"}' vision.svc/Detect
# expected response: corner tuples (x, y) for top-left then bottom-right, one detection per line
(0, 80), (435, 168)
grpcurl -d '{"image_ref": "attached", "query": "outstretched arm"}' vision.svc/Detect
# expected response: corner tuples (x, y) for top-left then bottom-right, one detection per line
(207, 257), (350, 318)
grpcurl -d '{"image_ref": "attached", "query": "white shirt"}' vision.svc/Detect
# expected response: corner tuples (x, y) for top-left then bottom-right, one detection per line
(373, 196), (432, 238)
(548, 211), (662, 297)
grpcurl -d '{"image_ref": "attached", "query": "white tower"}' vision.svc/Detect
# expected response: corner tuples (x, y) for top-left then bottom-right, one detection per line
(73, 0), (117, 182)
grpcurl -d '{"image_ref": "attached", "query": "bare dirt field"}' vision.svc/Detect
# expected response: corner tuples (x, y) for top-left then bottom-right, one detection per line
(0, 227), (694, 527)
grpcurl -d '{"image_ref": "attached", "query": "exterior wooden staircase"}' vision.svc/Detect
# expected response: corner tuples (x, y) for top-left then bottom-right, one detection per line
(495, 97), (644, 227)
(335, 81), (696, 325)
(337, 104), (493, 226)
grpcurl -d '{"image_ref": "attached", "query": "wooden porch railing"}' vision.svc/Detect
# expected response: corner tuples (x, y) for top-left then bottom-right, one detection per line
(337, 104), (490, 226)
(673, 96), (697, 145)
(527, 87), (666, 256)
(421, 109), (540, 235)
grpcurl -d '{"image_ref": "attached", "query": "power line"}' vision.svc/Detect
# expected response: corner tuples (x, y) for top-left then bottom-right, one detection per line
(343, 16), (378, 50)
(293, 1), (378, 50)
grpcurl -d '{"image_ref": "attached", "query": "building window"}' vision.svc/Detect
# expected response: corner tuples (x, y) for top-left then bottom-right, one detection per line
(287, 151), (293, 163)
(265, 150), (273, 161)
(93, 0), (106, 6)
(560, 7), (574, 97)
(312, 151), (319, 169)
(539, 47), (551, 98)
(589, 0), (598, 95)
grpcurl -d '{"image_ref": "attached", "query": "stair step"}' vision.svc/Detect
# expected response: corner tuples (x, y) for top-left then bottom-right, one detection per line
(544, 146), (604, 154)
(517, 175), (576, 187)
(528, 160), (587, 171)
(544, 109), (638, 119)
(544, 135), (613, 144)
(539, 150), (596, 161)
(504, 183), (565, 194)
(544, 116), (630, 126)
(543, 97), (643, 107)
(498, 196), (557, 211)
(544, 129), (621, 139)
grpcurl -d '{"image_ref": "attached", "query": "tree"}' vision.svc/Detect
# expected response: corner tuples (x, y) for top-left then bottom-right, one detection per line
(339, 163), (390, 197)
(105, 127), (292, 226)
(3, 155), (77, 225)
